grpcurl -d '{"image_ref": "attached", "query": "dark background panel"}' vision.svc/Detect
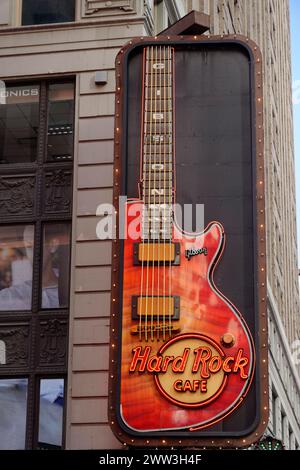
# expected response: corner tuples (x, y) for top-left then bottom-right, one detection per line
(125, 42), (257, 435)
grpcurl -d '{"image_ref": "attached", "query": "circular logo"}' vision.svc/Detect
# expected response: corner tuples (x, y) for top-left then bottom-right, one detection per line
(154, 333), (227, 408)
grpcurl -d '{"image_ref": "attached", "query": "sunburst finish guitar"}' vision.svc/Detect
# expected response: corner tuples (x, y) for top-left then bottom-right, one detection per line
(118, 45), (255, 433)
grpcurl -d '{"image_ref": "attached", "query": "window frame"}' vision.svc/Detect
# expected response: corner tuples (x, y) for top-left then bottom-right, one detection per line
(15, 0), (77, 27)
(0, 77), (74, 449)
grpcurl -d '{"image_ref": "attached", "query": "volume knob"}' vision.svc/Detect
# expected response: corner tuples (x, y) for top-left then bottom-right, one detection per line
(221, 333), (235, 348)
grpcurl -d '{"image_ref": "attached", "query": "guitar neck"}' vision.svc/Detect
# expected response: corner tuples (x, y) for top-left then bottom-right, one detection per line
(141, 45), (175, 241)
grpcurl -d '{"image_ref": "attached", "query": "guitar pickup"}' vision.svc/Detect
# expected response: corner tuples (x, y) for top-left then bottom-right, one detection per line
(132, 296), (180, 320)
(133, 242), (180, 265)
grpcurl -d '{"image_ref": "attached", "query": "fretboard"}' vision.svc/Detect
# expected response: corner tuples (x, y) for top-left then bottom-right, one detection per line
(141, 45), (174, 241)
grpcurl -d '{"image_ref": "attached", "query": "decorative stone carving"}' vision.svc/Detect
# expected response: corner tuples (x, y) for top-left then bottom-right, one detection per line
(0, 325), (30, 368)
(39, 319), (67, 367)
(0, 176), (35, 217)
(44, 169), (72, 215)
(83, 0), (137, 17)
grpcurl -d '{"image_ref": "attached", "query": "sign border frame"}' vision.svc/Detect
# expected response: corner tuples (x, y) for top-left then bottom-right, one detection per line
(108, 34), (268, 448)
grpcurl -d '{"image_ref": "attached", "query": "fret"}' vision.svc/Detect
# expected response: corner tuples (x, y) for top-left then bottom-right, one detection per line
(143, 161), (173, 168)
(142, 224), (173, 231)
(143, 197), (174, 205)
(143, 149), (173, 157)
(143, 176), (172, 185)
(147, 56), (172, 62)
(144, 203), (172, 210)
(145, 71), (172, 78)
(144, 112), (172, 122)
(143, 163), (173, 170)
(142, 215), (172, 223)
(142, 228), (173, 234)
(142, 229), (173, 235)
(147, 56), (172, 61)
(145, 85), (172, 93)
(142, 234), (173, 241)
(145, 102), (172, 113)
(143, 134), (172, 144)
(143, 184), (173, 192)
(143, 165), (173, 173)
(143, 174), (172, 180)
(145, 93), (172, 101)
(143, 148), (173, 154)
(142, 177), (173, 185)
(143, 173), (173, 181)
(144, 128), (172, 136)
(143, 157), (173, 165)
(145, 83), (172, 87)
(144, 189), (172, 196)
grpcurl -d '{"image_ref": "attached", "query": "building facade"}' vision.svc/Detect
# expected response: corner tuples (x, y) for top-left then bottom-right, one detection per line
(0, 0), (299, 449)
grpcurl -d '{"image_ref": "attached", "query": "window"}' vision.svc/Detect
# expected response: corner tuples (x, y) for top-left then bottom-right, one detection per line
(0, 84), (39, 164)
(41, 224), (71, 309)
(47, 83), (74, 162)
(0, 378), (28, 450)
(0, 225), (34, 310)
(38, 378), (64, 449)
(0, 79), (74, 449)
(22, 0), (75, 26)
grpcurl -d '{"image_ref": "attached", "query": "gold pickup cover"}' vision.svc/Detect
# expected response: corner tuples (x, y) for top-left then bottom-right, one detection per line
(138, 243), (175, 262)
(131, 296), (180, 320)
(133, 242), (180, 265)
(138, 296), (174, 316)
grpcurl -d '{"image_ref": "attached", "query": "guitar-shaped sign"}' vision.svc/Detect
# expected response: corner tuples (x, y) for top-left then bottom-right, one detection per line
(119, 45), (255, 432)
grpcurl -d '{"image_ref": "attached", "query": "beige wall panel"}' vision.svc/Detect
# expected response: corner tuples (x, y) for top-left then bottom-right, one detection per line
(73, 345), (109, 371)
(69, 424), (121, 449)
(76, 216), (101, 241)
(80, 70), (115, 94)
(72, 371), (108, 397)
(0, 23), (142, 48)
(75, 266), (111, 291)
(76, 240), (112, 266)
(79, 93), (115, 117)
(0, 0), (10, 26)
(0, 39), (127, 57)
(71, 397), (108, 423)
(77, 188), (113, 216)
(0, 48), (119, 78)
(78, 164), (113, 189)
(73, 318), (110, 345)
(74, 292), (111, 318)
(78, 140), (114, 165)
(79, 117), (114, 141)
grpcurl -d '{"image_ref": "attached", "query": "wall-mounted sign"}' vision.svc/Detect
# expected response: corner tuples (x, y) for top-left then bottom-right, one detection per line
(109, 35), (268, 448)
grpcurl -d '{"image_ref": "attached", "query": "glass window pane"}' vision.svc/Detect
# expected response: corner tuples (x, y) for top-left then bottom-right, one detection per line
(22, 0), (75, 25)
(0, 378), (28, 449)
(0, 225), (34, 311)
(41, 224), (71, 309)
(0, 84), (39, 164)
(38, 378), (64, 449)
(47, 82), (74, 162)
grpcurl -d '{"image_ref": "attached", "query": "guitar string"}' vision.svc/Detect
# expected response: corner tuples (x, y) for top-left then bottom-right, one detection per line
(150, 45), (158, 342)
(156, 44), (162, 341)
(145, 45), (154, 341)
(162, 45), (167, 341)
(139, 47), (147, 341)
(168, 46), (173, 338)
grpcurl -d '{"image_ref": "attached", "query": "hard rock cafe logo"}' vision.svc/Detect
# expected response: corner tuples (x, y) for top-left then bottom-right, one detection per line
(129, 333), (249, 407)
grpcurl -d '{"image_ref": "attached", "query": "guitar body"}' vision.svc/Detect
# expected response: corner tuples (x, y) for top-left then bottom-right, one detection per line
(119, 201), (255, 433)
